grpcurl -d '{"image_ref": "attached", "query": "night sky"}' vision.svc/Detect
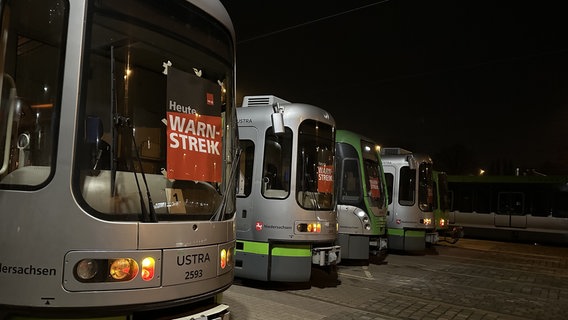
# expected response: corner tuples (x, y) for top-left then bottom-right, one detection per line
(220, 1), (568, 175)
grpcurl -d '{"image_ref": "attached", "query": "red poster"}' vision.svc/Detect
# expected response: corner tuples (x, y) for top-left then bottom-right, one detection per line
(166, 67), (223, 182)
(369, 177), (380, 199)
(317, 165), (333, 193)
(166, 112), (222, 181)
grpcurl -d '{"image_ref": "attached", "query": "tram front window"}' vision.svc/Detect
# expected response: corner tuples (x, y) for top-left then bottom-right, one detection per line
(75, 0), (236, 221)
(296, 120), (335, 210)
(418, 162), (434, 212)
(361, 140), (386, 212)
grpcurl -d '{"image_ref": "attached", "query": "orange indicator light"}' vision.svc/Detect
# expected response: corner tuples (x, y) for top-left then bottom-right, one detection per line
(141, 257), (155, 281)
(220, 249), (227, 269)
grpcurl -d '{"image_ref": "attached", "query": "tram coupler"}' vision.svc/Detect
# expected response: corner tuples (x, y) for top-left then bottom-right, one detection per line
(426, 232), (439, 244)
(312, 245), (341, 266)
(369, 237), (388, 251)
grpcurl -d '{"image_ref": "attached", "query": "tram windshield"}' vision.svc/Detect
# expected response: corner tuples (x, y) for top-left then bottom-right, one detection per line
(418, 162), (434, 212)
(73, 0), (237, 221)
(361, 140), (387, 213)
(297, 120), (335, 210)
(436, 172), (450, 212)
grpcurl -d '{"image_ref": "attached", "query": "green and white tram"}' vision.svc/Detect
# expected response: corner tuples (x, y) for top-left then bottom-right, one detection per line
(235, 95), (341, 282)
(381, 148), (437, 251)
(0, 0), (239, 318)
(447, 174), (568, 245)
(334, 130), (388, 261)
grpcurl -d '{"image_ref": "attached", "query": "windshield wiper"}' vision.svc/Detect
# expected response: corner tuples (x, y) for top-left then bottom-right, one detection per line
(108, 45), (156, 222)
(114, 115), (158, 222)
(211, 146), (241, 221)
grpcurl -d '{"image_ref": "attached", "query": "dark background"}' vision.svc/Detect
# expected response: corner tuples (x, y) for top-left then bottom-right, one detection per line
(220, 1), (568, 175)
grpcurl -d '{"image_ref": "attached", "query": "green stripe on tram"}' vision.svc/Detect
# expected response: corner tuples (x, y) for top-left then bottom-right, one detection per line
(272, 244), (311, 257)
(237, 241), (311, 257)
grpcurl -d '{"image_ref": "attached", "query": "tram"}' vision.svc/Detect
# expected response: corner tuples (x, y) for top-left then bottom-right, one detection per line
(447, 174), (568, 244)
(235, 95), (341, 282)
(0, 0), (239, 319)
(380, 148), (437, 251)
(334, 130), (388, 261)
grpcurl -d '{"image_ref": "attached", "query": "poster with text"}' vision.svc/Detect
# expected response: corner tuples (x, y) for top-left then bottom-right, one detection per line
(369, 177), (380, 199)
(317, 164), (333, 193)
(166, 67), (222, 182)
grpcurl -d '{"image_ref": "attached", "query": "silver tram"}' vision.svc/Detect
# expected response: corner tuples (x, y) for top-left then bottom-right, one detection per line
(380, 148), (438, 251)
(0, 0), (239, 318)
(235, 95), (341, 282)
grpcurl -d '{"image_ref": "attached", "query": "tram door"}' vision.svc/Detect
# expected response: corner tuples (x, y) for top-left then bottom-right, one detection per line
(236, 126), (259, 238)
(495, 192), (527, 228)
(383, 165), (397, 225)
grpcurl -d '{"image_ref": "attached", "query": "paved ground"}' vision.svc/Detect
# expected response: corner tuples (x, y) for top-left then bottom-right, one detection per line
(223, 238), (568, 320)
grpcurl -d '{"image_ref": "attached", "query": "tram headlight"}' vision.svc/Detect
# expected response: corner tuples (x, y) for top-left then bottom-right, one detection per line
(75, 259), (98, 280)
(365, 224), (371, 231)
(356, 210), (370, 224)
(109, 258), (139, 281)
(423, 218), (432, 226)
(439, 219), (446, 227)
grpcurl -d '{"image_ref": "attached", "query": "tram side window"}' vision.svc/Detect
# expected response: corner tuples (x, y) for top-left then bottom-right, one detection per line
(385, 172), (394, 205)
(552, 191), (568, 218)
(262, 128), (292, 199)
(497, 192), (524, 215)
(339, 158), (362, 203)
(528, 190), (552, 217)
(0, 0), (67, 187)
(237, 140), (254, 197)
(473, 187), (491, 213)
(454, 186), (473, 212)
(399, 166), (415, 206)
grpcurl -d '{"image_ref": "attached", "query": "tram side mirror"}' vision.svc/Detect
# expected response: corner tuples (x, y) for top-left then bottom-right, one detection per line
(406, 155), (416, 170)
(271, 103), (284, 134)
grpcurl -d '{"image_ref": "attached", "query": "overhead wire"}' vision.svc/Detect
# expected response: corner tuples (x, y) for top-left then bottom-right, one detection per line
(237, 0), (390, 44)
